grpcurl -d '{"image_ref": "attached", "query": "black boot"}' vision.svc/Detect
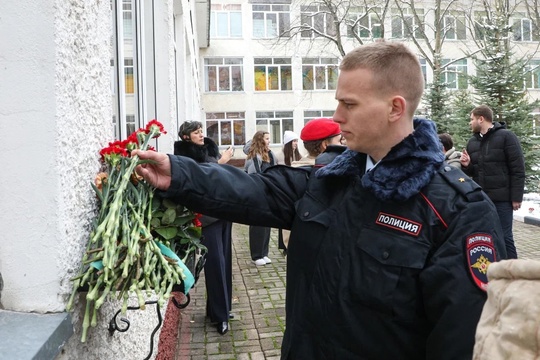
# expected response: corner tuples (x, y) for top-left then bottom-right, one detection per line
(217, 321), (229, 335)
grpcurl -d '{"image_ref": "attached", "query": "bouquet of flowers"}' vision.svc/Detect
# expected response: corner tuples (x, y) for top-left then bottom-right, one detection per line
(66, 120), (206, 342)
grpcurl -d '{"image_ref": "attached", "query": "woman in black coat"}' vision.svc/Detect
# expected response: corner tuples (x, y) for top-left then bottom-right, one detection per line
(174, 121), (234, 335)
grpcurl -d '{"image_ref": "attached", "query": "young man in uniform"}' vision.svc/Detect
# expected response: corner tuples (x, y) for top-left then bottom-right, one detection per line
(133, 42), (507, 359)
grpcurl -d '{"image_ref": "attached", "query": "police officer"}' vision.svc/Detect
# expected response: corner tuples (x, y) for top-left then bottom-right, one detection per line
(134, 42), (507, 359)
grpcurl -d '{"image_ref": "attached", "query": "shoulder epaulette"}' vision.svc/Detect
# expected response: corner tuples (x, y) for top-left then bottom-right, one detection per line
(439, 165), (483, 202)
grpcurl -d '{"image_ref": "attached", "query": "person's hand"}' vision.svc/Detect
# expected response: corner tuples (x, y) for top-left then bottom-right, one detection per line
(460, 149), (470, 167)
(132, 149), (172, 190)
(512, 201), (522, 211)
(218, 146), (234, 164)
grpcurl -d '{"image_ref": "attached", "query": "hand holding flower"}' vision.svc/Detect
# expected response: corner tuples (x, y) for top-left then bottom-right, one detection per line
(132, 149), (172, 191)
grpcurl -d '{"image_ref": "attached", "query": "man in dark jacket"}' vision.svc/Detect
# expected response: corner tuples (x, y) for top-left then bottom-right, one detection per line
(460, 105), (525, 259)
(133, 42), (507, 359)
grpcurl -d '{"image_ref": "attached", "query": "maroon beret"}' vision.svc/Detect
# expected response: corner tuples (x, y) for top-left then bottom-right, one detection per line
(300, 118), (341, 141)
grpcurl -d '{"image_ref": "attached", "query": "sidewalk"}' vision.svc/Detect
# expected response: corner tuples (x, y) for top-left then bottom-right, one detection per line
(177, 225), (285, 360)
(176, 221), (539, 359)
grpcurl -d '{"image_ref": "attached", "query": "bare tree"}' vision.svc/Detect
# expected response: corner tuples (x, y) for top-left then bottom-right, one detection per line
(393, 0), (474, 127)
(524, 0), (540, 39)
(269, 0), (391, 57)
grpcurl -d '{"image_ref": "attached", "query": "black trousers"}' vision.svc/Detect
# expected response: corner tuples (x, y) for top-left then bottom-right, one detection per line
(202, 220), (232, 323)
(249, 225), (270, 260)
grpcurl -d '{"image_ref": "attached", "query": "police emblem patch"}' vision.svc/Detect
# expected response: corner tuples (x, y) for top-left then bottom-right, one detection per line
(466, 233), (496, 291)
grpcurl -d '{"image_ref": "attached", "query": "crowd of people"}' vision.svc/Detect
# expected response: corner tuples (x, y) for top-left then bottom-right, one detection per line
(134, 41), (526, 357)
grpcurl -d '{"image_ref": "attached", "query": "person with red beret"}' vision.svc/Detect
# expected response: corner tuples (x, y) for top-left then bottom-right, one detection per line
(291, 118), (343, 167)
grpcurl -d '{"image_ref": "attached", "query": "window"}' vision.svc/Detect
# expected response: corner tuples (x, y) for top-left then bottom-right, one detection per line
(255, 111), (294, 143)
(443, 11), (466, 40)
(391, 7), (424, 38)
(525, 60), (540, 89)
(111, 0), (144, 139)
(474, 11), (488, 40)
(300, 5), (337, 38)
(347, 7), (382, 38)
(441, 59), (468, 90)
(210, 4), (242, 38)
(304, 110), (335, 124)
(254, 58), (292, 91)
(419, 58), (427, 84)
(532, 112), (540, 137)
(302, 58), (338, 90)
(206, 112), (246, 146)
(513, 16), (538, 42)
(252, 4), (290, 38)
(205, 58), (244, 92)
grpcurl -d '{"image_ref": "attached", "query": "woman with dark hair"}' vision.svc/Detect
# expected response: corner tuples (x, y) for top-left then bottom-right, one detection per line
(275, 131), (302, 255)
(275, 130), (302, 166)
(244, 131), (276, 266)
(174, 121), (234, 335)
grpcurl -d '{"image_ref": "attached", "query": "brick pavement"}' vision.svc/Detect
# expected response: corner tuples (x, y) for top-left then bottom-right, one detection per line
(176, 220), (539, 359)
(176, 225), (285, 360)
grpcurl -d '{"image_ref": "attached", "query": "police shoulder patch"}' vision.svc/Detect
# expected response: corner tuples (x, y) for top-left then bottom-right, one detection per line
(466, 233), (496, 291)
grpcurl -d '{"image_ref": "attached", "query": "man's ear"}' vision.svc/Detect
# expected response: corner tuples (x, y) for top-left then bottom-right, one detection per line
(389, 96), (406, 123)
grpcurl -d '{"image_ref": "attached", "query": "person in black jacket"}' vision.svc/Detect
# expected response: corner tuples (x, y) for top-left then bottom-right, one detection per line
(134, 42), (507, 359)
(460, 105), (525, 259)
(174, 121), (234, 335)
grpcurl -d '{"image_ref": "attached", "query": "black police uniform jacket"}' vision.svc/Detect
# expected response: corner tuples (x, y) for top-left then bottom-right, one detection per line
(161, 119), (507, 359)
(463, 121), (525, 203)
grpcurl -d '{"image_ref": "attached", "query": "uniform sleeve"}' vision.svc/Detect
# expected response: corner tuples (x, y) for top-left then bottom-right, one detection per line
(419, 194), (506, 359)
(160, 154), (310, 229)
(504, 131), (525, 202)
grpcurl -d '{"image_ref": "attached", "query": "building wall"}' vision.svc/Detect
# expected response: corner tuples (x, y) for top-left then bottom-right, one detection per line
(0, 0), (205, 358)
(200, 0), (540, 155)
(1, 0), (112, 313)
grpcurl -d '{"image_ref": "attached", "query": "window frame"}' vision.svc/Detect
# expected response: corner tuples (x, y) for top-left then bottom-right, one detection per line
(204, 57), (244, 92)
(254, 57), (292, 91)
(391, 7), (424, 39)
(300, 4), (337, 38)
(255, 111), (294, 144)
(111, 0), (146, 140)
(513, 16), (537, 42)
(205, 112), (246, 146)
(210, 3), (243, 38)
(525, 60), (540, 90)
(252, 4), (290, 39)
(301, 57), (339, 91)
(347, 7), (383, 39)
(441, 59), (468, 90)
(303, 110), (335, 124)
(443, 11), (466, 40)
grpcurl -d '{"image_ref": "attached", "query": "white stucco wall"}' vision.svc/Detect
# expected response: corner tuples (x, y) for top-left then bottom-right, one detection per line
(0, 0), (110, 313)
(1, 0), (204, 357)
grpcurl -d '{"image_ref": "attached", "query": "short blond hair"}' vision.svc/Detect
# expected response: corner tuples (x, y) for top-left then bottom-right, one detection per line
(340, 42), (424, 115)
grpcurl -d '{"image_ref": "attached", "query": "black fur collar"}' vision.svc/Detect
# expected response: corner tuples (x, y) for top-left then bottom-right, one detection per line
(316, 118), (445, 202)
(173, 137), (220, 163)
